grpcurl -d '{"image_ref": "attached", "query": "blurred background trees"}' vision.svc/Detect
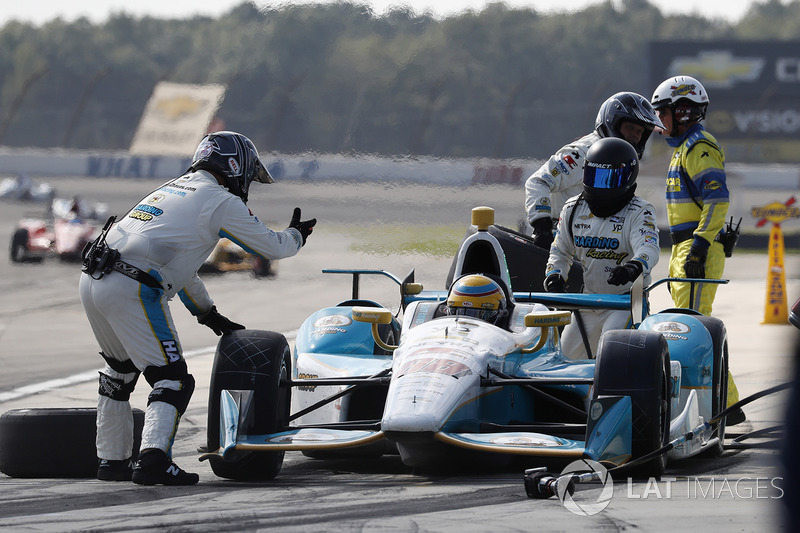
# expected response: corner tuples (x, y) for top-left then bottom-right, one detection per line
(0, 0), (798, 160)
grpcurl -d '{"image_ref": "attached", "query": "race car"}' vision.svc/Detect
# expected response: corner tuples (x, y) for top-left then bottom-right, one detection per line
(198, 238), (275, 278)
(200, 207), (729, 481)
(9, 198), (105, 263)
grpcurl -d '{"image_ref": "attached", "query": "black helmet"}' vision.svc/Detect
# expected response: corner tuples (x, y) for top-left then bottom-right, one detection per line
(189, 131), (273, 203)
(595, 92), (664, 158)
(582, 137), (639, 217)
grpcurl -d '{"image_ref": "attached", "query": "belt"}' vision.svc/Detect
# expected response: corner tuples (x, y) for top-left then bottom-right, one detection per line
(112, 260), (163, 290)
(670, 229), (724, 246)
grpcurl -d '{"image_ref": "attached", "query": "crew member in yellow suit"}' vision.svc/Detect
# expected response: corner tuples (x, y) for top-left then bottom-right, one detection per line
(651, 75), (742, 421)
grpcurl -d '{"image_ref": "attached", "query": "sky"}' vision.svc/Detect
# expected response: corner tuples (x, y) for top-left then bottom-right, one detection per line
(0, 0), (765, 26)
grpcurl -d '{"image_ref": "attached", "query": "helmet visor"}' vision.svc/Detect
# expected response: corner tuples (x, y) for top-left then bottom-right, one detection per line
(583, 164), (633, 189)
(253, 159), (274, 184)
(451, 307), (498, 322)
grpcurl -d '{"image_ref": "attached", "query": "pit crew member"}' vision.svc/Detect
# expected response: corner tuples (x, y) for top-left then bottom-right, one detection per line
(524, 91), (663, 250)
(79, 131), (316, 485)
(544, 137), (659, 359)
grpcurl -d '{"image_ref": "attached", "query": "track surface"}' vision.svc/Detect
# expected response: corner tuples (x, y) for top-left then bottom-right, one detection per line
(0, 177), (798, 531)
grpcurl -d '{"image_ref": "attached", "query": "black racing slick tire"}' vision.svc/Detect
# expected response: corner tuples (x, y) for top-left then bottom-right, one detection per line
(9, 228), (32, 263)
(0, 407), (144, 478)
(695, 315), (728, 457)
(206, 330), (291, 481)
(594, 330), (671, 479)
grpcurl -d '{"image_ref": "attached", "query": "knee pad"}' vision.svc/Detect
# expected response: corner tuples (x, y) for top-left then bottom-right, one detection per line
(98, 371), (139, 402)
(144, 360), (195, 415)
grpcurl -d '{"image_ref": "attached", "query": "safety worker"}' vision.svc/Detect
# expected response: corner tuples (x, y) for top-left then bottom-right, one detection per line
(544, 137), (660, 359)
(79, 131), (316, 485)
(446, 274), (509, 327)
(651, 76), (743, 423)
(650, 75), (729, 316)
(525, 92), (663, 250)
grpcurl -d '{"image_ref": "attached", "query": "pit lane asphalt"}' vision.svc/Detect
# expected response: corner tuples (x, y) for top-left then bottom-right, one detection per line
(0, 176), (798, 531)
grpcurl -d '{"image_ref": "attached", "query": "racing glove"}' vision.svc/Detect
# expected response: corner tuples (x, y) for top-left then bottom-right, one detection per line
(197, 306), (245, 336)
(531, 217), (554, 250)
(288, 207), (316, 246)
(684, 238), (709, 279)
(607, 260), (643, 286)
(543, 273), (566, 293)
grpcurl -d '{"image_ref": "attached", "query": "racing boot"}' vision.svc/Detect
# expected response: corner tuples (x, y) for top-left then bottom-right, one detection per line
(97, 458), (133, 481)
(131, 449), (199, 486)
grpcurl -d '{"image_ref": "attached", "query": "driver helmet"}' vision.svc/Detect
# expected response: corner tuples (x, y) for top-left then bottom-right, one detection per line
(189, 131), (273, 203)
(595, 92), (664, 159)
(650, 76), (709, 135)
(582, 137), (639, 218)
(446, 274), (507, 325)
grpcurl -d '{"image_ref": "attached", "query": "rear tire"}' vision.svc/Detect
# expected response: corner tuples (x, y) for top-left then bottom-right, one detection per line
(206, 330), (290, 480)
(0, 407), (144, 478)
(594, 330), (671, 478)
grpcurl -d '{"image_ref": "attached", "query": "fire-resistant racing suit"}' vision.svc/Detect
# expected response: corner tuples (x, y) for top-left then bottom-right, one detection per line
(79, 170), (305, 462)
(524, 131), (600, 231)
(664, 122), (729, 316)
(546, 194), (660, 359)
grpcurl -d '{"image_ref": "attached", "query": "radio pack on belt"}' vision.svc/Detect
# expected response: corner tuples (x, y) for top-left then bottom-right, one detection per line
(718, 217), (742, 258)
(82, 216), (119, 279)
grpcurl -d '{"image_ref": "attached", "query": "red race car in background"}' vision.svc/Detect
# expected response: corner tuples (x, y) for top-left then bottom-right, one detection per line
(9, 197), (107, 263)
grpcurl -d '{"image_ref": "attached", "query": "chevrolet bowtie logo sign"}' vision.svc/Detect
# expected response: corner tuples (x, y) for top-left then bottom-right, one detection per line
(154, 96), (206, 120)
(668, 50), (765, 88)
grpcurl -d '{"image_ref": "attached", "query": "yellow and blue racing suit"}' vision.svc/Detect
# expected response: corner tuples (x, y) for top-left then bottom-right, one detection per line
(665, 123), (729, 316)
(664, 123), (739, 407)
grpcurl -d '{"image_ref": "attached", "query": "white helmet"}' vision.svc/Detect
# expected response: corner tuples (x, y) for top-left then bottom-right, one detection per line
(651, 75), (709, 127)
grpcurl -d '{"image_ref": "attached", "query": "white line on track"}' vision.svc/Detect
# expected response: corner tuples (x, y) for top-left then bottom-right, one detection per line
(0, 329), (298, 404)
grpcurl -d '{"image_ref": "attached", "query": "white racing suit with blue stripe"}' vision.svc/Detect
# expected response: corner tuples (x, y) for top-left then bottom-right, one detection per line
(79, 170), (303, 461)
(524, 131), (600, 228)
(546, 194), (660, 359)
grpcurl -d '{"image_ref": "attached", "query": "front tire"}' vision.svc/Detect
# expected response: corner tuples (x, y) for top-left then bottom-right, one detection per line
(594, 330), (671, 478)
(9, 228), (30, 263)
(206, 330), (291, 480)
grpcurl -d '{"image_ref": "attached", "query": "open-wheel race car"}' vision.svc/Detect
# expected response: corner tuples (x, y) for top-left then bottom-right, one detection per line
(9, 198), (106, 263)
(200, 207), (730, 481)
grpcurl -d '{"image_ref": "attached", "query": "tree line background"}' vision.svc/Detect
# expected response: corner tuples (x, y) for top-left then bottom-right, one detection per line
(0, 0), (798, 161)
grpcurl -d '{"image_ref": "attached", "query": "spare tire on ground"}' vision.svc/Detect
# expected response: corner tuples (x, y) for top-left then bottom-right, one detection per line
(0, 407), (144, 478)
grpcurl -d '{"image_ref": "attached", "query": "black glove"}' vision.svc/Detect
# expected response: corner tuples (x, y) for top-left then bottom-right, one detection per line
(531, 217), (554, 250)
(197, 306), (245, 336)
(607, 261), (643, 286)
(288, 207), (316, 245)
(544, 273), (566, 293)
(684, 240), (708, 279)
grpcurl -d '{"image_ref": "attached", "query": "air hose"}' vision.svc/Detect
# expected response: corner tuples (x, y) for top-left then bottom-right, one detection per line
(524, 381), (793, 499)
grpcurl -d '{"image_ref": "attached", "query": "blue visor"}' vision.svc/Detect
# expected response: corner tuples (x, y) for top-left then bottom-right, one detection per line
(583, 164), (633, 189)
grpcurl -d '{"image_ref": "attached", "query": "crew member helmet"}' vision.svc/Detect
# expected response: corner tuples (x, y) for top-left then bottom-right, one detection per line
(651, 75), (709, 127)
(582, 137), (639, 217)
(595, 92), (664, 158)
(189, 131), (273, 203)
(446, 274), (507, 325)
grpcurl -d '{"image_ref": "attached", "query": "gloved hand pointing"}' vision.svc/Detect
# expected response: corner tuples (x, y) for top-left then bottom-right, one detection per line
(288, 207), (316, 245)
(197, 306), (245, 336)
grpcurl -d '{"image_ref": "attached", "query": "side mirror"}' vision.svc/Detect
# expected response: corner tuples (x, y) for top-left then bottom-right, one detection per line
(352, 306), (397, 352)
(522, 310), (571, 353)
